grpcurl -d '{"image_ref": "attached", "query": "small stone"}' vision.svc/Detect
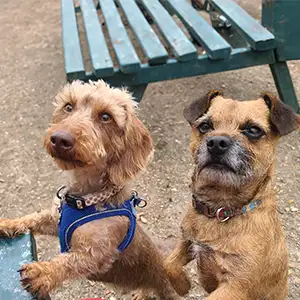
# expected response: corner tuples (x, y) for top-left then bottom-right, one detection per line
(109, 297), (117, 300)
(290, 207), (298, 212)
(285, 207), (290, 212)
(289, 262), (297, 269)
(190, 268), (197, 275)
(294, 277), (300, 284)
(88, 280), (95, 286)
(0, 179), (4, 183)
(140, 216), (148, 224)
(288, 200), (294, 205)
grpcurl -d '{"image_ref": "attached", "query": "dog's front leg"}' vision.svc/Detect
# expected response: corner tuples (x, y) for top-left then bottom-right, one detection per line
(19, 247), (116, 297)
(164, 239), (193, 296)
(0, 208), (59, 237)
(205, 283), (247, 300)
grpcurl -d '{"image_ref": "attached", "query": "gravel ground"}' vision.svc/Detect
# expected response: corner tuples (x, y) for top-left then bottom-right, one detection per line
(0, 0), (299, 299)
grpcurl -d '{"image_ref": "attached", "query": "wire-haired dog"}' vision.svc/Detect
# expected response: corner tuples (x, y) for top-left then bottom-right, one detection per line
(0, 80), (178, 300)
(165, 90), (300, 300)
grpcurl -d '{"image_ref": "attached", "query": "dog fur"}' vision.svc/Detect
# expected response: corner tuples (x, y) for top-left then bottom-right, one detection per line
(0, 80), (178, 300)
(165, 90), (300, 300)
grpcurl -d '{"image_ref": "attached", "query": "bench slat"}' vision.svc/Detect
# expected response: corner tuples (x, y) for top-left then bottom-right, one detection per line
(163, 0), (231, 59)
(80, 0), (114, 77)
(61, 0), (85, 80)
(116, 0), (168, 65)
(208, 0), (275, 51)
(99, 0), (141, 73)
(0, 233), (40, 300)
(139, 0), (197, 62)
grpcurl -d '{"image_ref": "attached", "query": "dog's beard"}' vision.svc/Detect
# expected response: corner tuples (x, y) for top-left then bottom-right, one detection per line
(194, 140), (253, 189)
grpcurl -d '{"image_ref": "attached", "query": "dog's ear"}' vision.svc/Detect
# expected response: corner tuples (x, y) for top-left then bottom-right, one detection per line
(108, 115), (154, 185)
(183, 89), (223, 124)
(262, 92), (300, 136)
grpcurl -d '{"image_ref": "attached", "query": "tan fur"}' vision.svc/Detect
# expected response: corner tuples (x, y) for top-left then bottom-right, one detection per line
(165, 92), (300, 300)
(0, 80), (178, 299)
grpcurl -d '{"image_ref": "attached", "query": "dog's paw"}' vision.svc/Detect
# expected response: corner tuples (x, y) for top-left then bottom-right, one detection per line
(0, 219), (24, 237)
(131, 290), (152, 300)
(19, 262), (54, 297)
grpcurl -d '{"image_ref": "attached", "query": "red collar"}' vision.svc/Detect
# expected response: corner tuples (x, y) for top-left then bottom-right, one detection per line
(192, 195), (262, 222)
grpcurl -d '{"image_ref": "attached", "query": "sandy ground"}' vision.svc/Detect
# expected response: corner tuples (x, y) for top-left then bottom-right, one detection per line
(0, 0), (299, 299)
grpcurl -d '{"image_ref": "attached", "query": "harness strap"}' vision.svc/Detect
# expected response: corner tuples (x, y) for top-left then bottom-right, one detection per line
(64, 207), (136, 252)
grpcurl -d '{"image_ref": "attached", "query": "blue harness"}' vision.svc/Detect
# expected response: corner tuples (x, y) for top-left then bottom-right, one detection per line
(58, 195), (142, 253)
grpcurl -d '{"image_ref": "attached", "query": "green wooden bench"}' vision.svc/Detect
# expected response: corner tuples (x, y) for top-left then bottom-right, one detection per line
(0, 233), (50, 300)
(61, 0), (300, 112)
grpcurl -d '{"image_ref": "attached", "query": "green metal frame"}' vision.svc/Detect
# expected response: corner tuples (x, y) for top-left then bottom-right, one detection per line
(262, 0), (300, 112)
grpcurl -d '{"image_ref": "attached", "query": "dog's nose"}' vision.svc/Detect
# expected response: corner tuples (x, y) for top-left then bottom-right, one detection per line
(50, 131), (75, 152)
(207, 136), (232, 155)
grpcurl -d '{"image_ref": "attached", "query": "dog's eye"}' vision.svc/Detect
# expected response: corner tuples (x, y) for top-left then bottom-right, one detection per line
(64, 103), (73, 113)
(243, 126), (265, 140)
(198, 122), (213, 134)
(100, 113), (112, 122)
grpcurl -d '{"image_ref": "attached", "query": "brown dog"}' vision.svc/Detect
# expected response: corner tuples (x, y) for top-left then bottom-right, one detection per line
(0, 80), (178, 300)
(165, 90), (300, 300)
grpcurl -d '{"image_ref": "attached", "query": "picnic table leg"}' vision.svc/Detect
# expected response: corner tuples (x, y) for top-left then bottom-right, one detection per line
(269, 62), (300, 113)
(128, 84), (148, 102)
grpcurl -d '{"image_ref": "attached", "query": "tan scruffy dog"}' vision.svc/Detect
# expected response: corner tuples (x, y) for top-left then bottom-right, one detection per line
(0, 80), (178, 300)
(165, 90), (300, 300)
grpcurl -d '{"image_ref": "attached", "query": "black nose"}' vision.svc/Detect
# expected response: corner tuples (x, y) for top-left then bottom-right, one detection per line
(207, 136), (233, 155)
(50, 131), (75, 153)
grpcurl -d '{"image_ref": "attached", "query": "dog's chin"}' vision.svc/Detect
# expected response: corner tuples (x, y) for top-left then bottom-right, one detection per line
(53, 157), (85, 170)
(47, 150), (84, 170)
(199, 164), (243, 188)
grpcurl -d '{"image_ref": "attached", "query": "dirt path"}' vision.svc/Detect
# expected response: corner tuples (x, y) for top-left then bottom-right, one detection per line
(0, 0), (299, 299)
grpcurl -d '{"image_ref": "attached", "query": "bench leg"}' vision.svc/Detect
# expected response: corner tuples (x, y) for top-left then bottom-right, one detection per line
(129, 84), (148, 102)
(269, 62), (300, 113)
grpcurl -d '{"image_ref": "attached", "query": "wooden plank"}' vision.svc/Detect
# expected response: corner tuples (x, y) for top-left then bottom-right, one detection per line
(86, 48), (275, 85)
(163, 0), (231, 59)
(139, 0), (197, 62)
(61, 0), (85, 80)
(208, 0), (275, 51)
(116, 0), (168, 65)
(99, 0), (141, 73)
(80, 0), (114, 77)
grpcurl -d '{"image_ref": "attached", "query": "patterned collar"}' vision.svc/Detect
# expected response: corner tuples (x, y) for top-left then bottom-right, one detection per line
(56, 185), (124, 210)
(192, 195), (262, 222)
